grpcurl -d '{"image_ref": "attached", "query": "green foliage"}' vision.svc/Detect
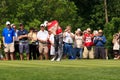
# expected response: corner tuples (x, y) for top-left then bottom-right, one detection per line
(104, 22), (114, 48)
(90, 1), (105, 30)
(111, 17), (120, 32)
(108, 0), (120, 19)
(27, 19), (41, 29)
(70, 0), (106, 30)
(0, 0), (78, 32)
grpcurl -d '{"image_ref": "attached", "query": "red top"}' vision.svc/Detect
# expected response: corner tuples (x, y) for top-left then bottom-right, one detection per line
(47, 20), (62, 35)
(47, 20), (58, 30)
(56, 27), (62, 34)
(83, 33), (94, 47)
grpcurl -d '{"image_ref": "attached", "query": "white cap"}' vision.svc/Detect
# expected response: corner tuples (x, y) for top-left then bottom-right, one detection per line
(87, 28), (91, 31)
(98, 29), (103, 33)
(6, 21), (10, 25)
(43, 21), (48, 27)
(93, 30), (98, 35)
(40, 24), (45, 27)
(77, 28), (81, 31)
(11, 24), (14, 27)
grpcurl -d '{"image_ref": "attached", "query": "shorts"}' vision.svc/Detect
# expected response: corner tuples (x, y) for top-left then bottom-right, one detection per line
(39, 42), (48, 54)
(4, 43), (14, 53)
(19, 42), (29, 54)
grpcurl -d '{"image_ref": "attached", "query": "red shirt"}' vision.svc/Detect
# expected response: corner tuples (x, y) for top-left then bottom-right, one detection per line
(84, 33), (94, 47)
(56, 27), (62, 34)
(47, 20), (58, 30)
(47, 20), (62, 35)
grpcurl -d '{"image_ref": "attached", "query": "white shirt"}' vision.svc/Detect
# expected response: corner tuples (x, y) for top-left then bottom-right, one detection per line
(64, 32), (74, 43)
(49, 34), (54, 44)
(113, 40), (119, 50)
(14, 30), (19, 41)
(37, 30), (49, 41)
(74, 35), (83, 48)
(49, 34), (55, 55)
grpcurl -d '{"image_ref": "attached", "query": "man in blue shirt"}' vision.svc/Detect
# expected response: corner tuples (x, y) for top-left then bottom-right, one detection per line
(18, 23), (29, 60)
(93, 29), (107, 59)
(2, 21), (15, 60)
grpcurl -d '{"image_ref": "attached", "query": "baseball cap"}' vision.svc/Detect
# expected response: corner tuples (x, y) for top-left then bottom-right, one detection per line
(6, 21), (10, 25)
(98, 29), (103, 33)
(77, 28), (81, 32)
(11, 24), (14, 27)
(40, 24), (45, 27)
(87, 28), (91, 31)
(19, 23), (23, 26)
(93, 30), (98, 34)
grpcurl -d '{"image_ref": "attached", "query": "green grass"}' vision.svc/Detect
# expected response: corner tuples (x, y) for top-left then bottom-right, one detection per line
(0, 60), (120, 80)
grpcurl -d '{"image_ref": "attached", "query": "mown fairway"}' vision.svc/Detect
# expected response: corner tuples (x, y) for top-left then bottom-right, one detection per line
(0, 60), (120, 80)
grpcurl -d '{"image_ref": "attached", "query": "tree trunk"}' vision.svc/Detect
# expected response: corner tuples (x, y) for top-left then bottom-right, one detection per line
(104, 0), (108, 23)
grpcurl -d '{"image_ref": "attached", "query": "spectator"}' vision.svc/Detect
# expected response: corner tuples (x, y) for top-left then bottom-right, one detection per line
(83, 28), (94, 59)
(18, 23), (29, 60)
(33, 29), (39, 59)
(93, 30), (98, 37)
(28, 28), (39, 60)
(37, 24), (49, 60)
(63, 26), (74, 59)
(48, 30), (55, 61)
(93, 29), (107, 59)
(2, 21), (15, 60)
(73, 28), (84, 59)
(112, 33), (120, 59)
(28, 27), (34, 59)
(12, 24), (19, 60)
(47, 31), (51, 59)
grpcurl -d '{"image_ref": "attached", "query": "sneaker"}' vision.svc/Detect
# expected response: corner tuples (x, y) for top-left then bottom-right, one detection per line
(114, 58), (118, 60)
(69, 56), (75, 60)
(56, 58), (61, 61)
(51, 57), (55, 61)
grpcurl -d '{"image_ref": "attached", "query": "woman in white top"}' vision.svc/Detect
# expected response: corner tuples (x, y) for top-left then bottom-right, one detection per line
(73, 28), (84, 59)
(112, 33), (120, 59)
(48, 30), (55, 61)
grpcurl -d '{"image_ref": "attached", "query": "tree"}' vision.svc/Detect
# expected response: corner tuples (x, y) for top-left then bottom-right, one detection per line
(0, 0), (78, 31)
(104, 0), (108, 23)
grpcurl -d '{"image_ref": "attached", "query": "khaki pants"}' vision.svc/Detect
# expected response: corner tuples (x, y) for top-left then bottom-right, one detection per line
(39, 42), (48, 54)
(4, 43), (14, 53)
(83, 46), (94, 59)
